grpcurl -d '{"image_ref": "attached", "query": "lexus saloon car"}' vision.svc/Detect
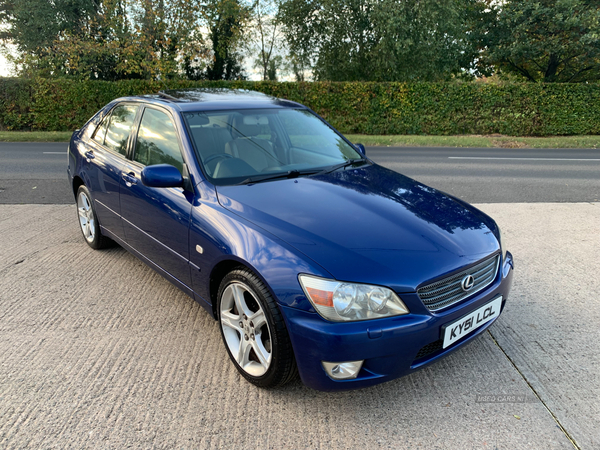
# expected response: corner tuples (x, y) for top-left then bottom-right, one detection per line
(67, 89), (514, 391)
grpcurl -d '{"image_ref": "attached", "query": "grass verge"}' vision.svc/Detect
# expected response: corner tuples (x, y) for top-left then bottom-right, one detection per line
(1, 131), (599, 148)
(345, 134), (600, 149)
(0, 131), (73, 142)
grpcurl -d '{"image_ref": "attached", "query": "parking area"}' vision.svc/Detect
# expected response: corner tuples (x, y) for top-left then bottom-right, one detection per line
(0, 202), (598, 449)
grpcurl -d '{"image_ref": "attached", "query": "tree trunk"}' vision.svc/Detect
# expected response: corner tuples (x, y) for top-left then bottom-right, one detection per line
(544, 54), (560, 82)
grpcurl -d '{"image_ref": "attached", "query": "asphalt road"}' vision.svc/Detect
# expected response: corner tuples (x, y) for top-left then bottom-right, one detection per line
(1, 142), (599, 204)
(0, 142), (70, 204)
(1, 202), (598, 449)
(367, 146), (600, 203)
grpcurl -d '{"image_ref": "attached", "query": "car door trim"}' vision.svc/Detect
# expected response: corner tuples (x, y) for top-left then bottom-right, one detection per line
(121, 216), (189, 263)
(100, 224), (195, 296)
(96, 198), (189, 263)
(95, 199), (120, 217)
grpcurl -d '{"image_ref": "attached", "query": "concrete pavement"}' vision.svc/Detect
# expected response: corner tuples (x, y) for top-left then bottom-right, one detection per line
(1, 202), (598, 449)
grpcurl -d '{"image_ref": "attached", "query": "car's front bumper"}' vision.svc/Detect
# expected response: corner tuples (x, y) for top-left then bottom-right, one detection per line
(283, 252), (514, 391)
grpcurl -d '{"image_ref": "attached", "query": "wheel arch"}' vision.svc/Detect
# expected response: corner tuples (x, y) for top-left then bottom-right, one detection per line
(208, 258), (277, 320)
(72, 176), (85, 201)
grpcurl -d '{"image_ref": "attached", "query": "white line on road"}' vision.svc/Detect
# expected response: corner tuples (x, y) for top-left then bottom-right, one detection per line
(43, 152), (67, 154)
(448, 157), (600, 161)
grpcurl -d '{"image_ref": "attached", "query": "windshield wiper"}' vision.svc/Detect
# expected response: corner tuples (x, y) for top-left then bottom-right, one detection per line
(237, 158), (368, 185)
(238, 169), (320, 185)
(313, 158), (368, 176)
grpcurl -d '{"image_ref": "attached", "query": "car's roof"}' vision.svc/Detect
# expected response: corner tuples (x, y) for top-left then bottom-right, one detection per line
(114, 88), (305, 112)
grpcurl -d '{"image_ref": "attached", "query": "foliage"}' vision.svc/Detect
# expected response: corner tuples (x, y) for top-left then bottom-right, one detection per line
(3, 0), (600, 83)
(278, 0), (483, 81)
(0, 0), (101, 77)
(2, 78), (600, 136)
(479, 0), (600, 82)
(0, 0), (243, 80)
(203, 0), (250, 80)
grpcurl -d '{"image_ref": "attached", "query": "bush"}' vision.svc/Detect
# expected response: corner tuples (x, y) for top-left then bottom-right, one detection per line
(1, 77), (599, 136)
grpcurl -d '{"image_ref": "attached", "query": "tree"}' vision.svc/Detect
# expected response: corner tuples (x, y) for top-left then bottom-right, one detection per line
(246, 0), (283, 80)
(481, 0), (600, 82)
(204, 0), (249, 80)
(0, 0), (202, 80)
(0, 0), (102, 77)
(279, 0), (482, 81)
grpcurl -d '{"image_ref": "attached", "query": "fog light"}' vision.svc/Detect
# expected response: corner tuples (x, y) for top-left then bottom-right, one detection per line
(322, 360), (364, 380)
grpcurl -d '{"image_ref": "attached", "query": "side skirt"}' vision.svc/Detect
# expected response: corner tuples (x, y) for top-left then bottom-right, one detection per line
(101, 225), (215, 317)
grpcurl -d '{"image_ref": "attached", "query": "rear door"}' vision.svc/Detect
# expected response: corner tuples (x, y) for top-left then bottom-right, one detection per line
(119, 105), (194, 289)
(85, 103), (140, 240)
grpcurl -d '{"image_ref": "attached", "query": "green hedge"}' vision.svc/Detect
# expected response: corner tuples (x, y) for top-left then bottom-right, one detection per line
(1, 78), (599, 135)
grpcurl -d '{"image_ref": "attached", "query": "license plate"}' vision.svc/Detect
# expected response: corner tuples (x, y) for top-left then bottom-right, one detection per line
(442, 297), (503, 349)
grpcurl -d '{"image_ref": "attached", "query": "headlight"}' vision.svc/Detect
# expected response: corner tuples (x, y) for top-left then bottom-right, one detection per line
(298, 275), (409, 322)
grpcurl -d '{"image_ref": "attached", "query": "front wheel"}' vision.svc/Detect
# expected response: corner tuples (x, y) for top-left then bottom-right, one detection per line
(76, 185), (112, 249)
(217, 268), (297, 388)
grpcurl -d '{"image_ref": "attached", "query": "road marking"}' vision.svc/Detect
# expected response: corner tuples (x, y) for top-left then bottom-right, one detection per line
(43, 152), (67, 154)
(448, 157), (600, 161)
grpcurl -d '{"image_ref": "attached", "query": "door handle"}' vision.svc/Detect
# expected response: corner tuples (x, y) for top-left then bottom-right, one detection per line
(122, 172), (138, 187)
(84, 151), (95, 163)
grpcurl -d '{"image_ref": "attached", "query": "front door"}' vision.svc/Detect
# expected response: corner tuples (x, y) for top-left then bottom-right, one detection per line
(120, 106), (194, 289)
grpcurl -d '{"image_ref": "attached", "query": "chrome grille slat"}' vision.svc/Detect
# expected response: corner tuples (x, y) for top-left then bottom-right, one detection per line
(475, 269), (496, 282)
(419, 264), (495, 299)
(471, 264), (496, 279)
(417, 255), (500, 311)
(419, 283), (464, 300)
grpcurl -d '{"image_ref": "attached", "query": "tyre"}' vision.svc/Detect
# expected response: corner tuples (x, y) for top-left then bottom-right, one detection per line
(76, 185), (113, 249)
(217, 267), (297, 388)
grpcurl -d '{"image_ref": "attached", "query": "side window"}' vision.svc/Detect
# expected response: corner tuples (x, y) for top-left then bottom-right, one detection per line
(103, 104), (139, 156)
(92, 112), (110, 145)
(134, 108), (184, 173)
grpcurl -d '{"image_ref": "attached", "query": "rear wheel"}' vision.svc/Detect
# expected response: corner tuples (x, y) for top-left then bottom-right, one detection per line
(217, 268), (297, 388)
(76, 185), (112, 249)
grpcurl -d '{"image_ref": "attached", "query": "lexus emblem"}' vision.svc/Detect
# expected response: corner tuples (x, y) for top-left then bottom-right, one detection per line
(461, 275), (475, 292)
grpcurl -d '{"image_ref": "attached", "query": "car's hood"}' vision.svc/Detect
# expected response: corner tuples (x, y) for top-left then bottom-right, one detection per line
(216, 164), (499, 292)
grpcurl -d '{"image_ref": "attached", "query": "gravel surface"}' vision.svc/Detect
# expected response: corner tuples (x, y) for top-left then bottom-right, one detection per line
(1, 203), (597, 449)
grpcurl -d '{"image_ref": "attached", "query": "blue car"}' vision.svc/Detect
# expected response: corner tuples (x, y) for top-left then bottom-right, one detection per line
(67, 89), (514, 391)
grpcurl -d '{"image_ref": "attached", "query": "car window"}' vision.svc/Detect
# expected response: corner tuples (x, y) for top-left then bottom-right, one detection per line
(134, 107), (184, 173)
(278, 109), (357, 160)
(92, 112), (110, 145)
(103, 104), (139, 156)
(183, 108), (362, 185)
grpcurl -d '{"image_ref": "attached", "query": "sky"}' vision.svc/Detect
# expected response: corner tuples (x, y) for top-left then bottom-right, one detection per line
(0, 55), (14, 76)
(0, 43), (16, 76)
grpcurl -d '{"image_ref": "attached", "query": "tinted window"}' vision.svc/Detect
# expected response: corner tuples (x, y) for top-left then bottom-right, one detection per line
(278, 109), (358, 160)
(92, 112), (110, 145)
(134, 108), (183, 172)
(103, 104), (139, 156)
(183, 109), (362, 185)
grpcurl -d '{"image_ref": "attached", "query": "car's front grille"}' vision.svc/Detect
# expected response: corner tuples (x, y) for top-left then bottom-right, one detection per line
(417, 254), (500, 311)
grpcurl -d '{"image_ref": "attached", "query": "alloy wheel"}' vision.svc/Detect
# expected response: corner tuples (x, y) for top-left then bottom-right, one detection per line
(77, 191), (95, 243)
(219, 282), (272, 376)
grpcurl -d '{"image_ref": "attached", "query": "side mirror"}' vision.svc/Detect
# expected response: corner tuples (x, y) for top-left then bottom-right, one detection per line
(355, 143), (366, 156)
(141, 164), (183, 188)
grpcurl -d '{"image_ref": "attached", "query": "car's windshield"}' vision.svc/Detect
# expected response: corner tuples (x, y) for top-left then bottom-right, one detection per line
(183, 108), (363, 185)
